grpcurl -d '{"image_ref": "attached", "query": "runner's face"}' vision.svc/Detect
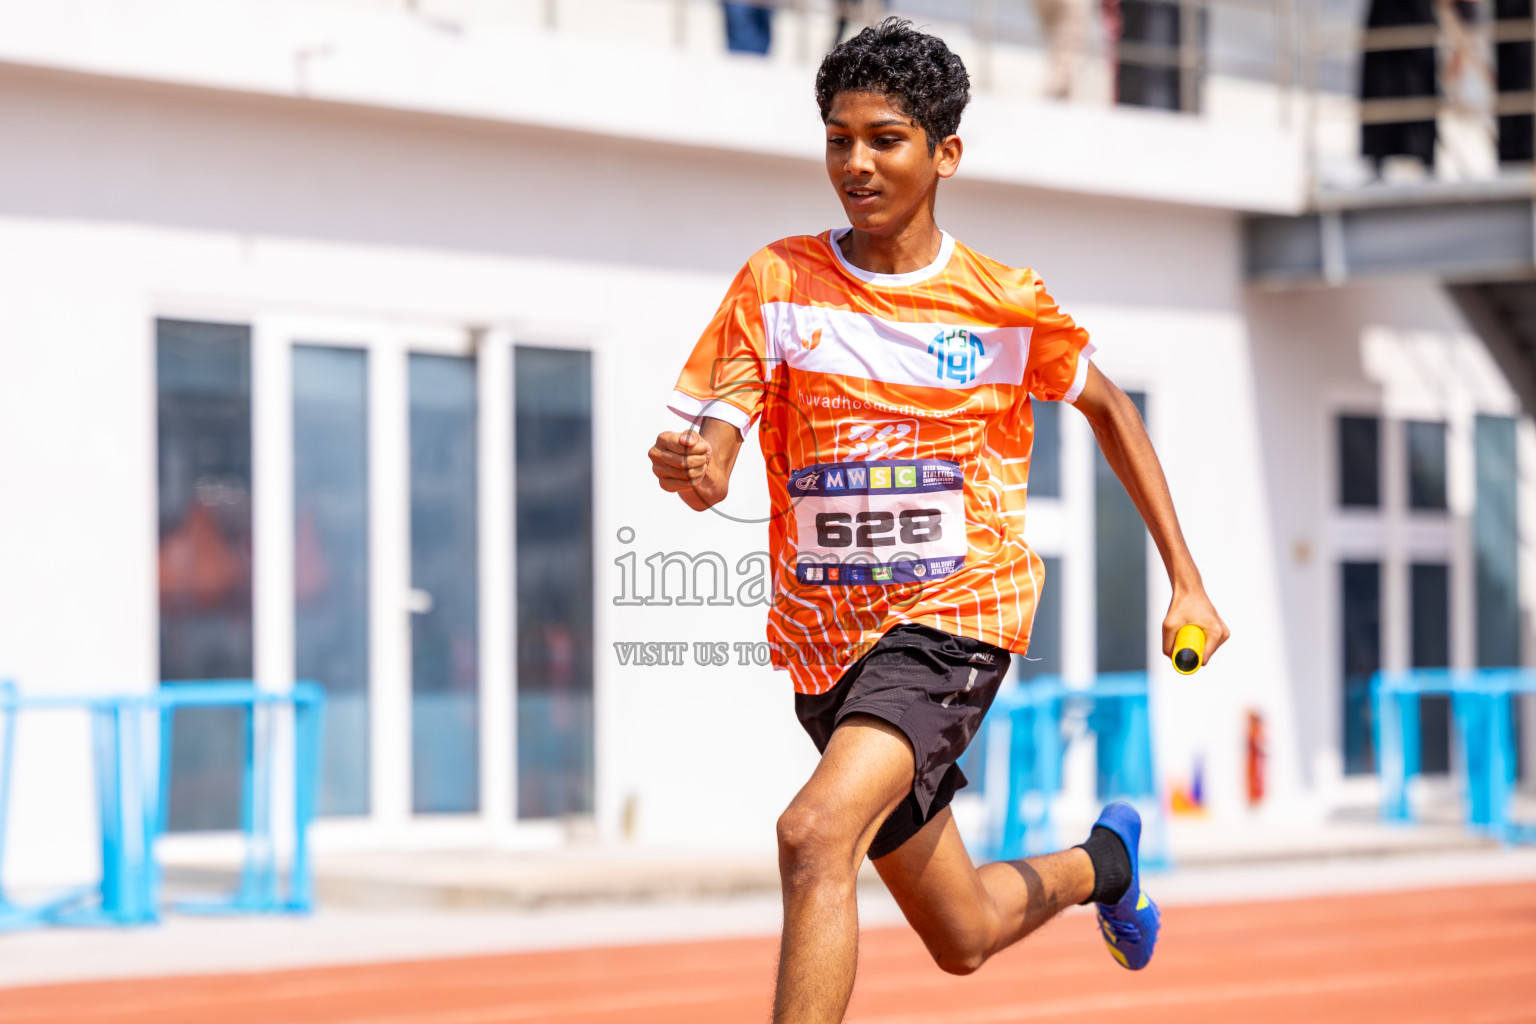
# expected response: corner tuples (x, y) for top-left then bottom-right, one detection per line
(824, 91), (957, 236)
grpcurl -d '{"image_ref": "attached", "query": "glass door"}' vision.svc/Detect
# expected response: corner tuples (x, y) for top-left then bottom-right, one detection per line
(514, 346), (594, 819)
(293, 345), (371, 816)
(409, 353), (481, 814)
(157, 318), (253, 831)
(281, 318), (490, 831)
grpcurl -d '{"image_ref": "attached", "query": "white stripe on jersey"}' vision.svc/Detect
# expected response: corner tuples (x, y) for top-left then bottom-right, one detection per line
(668, 389), (754, 432)
(761, 304), (1032, 392)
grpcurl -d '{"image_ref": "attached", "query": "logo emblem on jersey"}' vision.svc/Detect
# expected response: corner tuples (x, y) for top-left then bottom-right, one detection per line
(801, 329), (822, 350)
(793, 470), (821, 492)
(838, 419), (917, 462)
(928, 329), (984, 384)
(922, 463), (958, 486)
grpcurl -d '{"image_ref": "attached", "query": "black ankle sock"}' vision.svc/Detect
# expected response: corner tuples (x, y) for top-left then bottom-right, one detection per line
(1076, 826), (1132, 905)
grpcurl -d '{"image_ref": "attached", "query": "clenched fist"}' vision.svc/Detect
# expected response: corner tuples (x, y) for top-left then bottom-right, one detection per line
(649, 422), (740, 511)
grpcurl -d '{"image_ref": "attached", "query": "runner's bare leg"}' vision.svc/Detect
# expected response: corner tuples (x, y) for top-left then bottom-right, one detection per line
(873, 809), (1093, 973)
(773, 716), (1095, 1023)
(774, 716), (910, 1024)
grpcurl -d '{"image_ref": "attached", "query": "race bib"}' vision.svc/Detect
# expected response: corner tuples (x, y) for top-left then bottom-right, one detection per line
(789, 459), (966, 586)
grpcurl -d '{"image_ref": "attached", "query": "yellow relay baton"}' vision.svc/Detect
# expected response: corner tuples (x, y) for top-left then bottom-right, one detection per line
(1171, 625), (1206, 675)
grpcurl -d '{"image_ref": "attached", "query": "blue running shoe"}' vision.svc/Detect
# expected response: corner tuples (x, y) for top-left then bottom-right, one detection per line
(1090, 801), (1160, 970)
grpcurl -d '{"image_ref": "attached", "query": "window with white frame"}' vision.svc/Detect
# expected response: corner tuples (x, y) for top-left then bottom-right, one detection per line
(1335, 413), (1453, 777)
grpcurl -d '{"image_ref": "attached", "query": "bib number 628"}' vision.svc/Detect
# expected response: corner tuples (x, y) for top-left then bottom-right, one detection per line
(814, 509), (943, 548)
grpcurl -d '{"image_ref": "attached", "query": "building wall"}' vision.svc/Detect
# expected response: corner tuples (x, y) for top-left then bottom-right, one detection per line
(0, 43), (1524, 887)
(1246, 280), (1532, 799)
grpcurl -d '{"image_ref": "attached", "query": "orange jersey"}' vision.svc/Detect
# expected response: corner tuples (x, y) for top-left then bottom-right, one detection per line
(669, 230), (1093, 695)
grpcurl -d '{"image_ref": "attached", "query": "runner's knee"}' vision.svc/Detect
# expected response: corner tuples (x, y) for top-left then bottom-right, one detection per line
(927, 930), (992, 976)
(775, 803), (857, 886)
(905, 900), (1000, 975)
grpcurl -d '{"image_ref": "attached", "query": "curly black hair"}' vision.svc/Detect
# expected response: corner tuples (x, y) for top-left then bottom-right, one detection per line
(815, 18), (971, 153)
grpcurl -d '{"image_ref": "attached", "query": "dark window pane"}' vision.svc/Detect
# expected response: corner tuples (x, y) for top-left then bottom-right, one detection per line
(157, 319), (252, 831)
(516, 347), (595, 819)
(294, 346), (370, 816)
(1030, 401), (1061, 499)
(1339, 416), (1380, 507)
(1018, 556), (1062, 680)
(409, 354), (479, 814)
(1410, 563), (1450, 668)
(1342, 561), (1381, 775)
(1475, 415), (1520, 667)
(1495, 0), (1534, 162)
(1406, 420), (1448, 510)
(1116, 0), (1204, 112)
(1097, 392), (1148, 673)
(1475, 415), (1523, 779)
(1411, 562), (1451, 774)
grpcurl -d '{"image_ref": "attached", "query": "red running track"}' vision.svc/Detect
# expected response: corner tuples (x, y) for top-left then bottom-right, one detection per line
(2, 883), (1535, 1024)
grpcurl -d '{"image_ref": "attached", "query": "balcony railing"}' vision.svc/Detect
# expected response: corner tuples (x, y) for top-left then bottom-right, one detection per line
(371, 0), (1534, 197)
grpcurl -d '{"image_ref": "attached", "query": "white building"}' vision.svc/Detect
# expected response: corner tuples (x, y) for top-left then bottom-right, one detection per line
(0, 0), (1530, 890)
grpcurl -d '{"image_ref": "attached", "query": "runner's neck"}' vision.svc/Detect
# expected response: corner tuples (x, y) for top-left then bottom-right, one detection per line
(836, 221), (946, 276)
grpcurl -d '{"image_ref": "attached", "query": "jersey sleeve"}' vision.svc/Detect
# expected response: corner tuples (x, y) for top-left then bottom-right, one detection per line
(667, 262), (771, 433)
(1023, 275), (1095, 404)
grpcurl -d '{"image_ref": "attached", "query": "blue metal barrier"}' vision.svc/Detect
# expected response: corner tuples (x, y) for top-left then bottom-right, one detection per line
(985, 673), (1168, 867)
(0, 681), (325, 929)
(1372, 668), (1536, 843)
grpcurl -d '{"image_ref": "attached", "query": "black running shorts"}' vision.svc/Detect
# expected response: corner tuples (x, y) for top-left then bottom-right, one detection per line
(793, 622), (1012, 860)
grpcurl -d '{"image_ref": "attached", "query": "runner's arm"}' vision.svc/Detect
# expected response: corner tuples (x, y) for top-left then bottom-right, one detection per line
(1070, 363), (1231, 662)
(649, 416), (744, 512)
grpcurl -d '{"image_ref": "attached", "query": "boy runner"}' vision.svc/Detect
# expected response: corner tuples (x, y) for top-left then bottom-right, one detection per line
(649, 19), (1229, 1023)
